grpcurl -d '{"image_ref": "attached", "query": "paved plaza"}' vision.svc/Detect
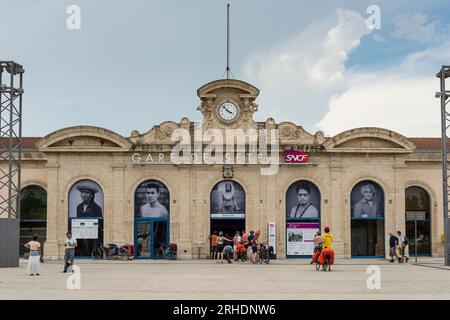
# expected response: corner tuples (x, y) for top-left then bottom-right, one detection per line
(0, 258), (449, 300)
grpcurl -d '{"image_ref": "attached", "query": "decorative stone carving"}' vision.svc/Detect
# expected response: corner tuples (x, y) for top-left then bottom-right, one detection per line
(314, 131), (326, 145)
(129, 130), (142, 146)
(223, 165), (234, 179)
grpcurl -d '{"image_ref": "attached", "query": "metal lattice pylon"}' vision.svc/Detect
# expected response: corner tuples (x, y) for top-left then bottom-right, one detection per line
(0, 61), (24, 219)
(437, 65), (450, 266)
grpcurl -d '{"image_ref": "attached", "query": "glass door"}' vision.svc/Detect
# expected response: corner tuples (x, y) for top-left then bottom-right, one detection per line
(135, 220), (169, 259)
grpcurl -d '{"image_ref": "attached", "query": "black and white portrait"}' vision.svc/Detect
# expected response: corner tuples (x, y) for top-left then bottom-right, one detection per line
(210, 180), (245, 218)
(135, 180), (170, 218)
(69, 180), (104, 218)
(351, 181), (384, 218)
(286, 181), (320, 219)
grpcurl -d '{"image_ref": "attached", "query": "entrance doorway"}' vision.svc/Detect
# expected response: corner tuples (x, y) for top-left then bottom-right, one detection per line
(20, 186), (47, 257)
(135, 220), (168, 258)
(405, 186), (431, 256)
(351, 219), (385, 256)
(210, 219), (245, 238)
(133, 180), (170, 259)
(350, 181), (385, 257)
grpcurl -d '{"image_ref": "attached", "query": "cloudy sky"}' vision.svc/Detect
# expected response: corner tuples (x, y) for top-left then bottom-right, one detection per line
(1, 0), (449, 137)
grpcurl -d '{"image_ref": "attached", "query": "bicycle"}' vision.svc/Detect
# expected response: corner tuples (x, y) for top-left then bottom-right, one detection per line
(155, 243), (177, 260)
(316, 250), (331, 272)
(257, 243), (271, 264)
(92, 243), (133, 261)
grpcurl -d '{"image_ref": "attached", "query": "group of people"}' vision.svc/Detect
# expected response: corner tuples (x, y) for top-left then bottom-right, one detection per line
(24, 231), (78, 276)
(311, 227), (335, 271)
(389, 231), (409, 263)
(209, 230), (262, 264)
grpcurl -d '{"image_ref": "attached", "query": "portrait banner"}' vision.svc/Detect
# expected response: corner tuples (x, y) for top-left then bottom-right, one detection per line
(286, 181), (320, 220)
(351, 181), (384, 219)
(68, 180), (104, 218)
(135, 180), (170, 218)
(210, 180), (245, 219)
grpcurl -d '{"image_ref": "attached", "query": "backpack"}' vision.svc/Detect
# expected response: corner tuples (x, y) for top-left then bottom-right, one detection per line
(403, 236), (409, 246)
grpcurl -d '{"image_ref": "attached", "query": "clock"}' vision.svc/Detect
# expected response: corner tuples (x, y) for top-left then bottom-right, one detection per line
(218, 101), (238, 121)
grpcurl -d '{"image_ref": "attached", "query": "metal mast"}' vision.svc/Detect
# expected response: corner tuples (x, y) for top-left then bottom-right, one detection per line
(0, 61), (24, 268)
(437, 65), (450, 266)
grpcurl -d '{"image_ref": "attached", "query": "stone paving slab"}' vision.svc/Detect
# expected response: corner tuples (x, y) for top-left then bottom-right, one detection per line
(0, 259), (449, 300)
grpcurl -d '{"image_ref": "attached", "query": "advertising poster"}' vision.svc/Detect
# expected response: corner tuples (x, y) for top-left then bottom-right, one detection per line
(268, 222), (276, 255)
(71, 219), (99, 239)
(286, 222), (320, 256)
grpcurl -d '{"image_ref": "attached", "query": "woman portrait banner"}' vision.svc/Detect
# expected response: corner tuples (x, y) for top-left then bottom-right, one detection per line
(286, 181), (320, 220)
(210, 181), (245, 219)
(351, 181), (384, 219)
(135, 180), (170, 218)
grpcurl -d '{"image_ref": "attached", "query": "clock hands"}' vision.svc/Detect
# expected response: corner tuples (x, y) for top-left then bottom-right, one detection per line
(224, 107), (234, 114)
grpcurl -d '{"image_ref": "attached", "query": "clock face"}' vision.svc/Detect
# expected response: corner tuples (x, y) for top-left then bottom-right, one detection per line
(218, 102), (238, 121)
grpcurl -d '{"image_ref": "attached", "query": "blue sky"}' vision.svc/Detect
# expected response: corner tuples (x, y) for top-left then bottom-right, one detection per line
(1, 0), (449, 137)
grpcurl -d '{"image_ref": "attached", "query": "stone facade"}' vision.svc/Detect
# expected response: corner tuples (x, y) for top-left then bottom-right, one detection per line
(0, 79), (445, 260)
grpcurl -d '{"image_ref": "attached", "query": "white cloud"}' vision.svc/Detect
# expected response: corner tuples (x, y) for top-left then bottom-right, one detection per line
(243, 9), (372, 128)
(317, 41), (450, 137)
(372, 33), (385, 42)
(393, 12), (437, 42)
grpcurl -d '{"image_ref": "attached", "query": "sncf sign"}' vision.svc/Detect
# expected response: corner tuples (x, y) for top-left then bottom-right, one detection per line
(284, 150), (309, 164)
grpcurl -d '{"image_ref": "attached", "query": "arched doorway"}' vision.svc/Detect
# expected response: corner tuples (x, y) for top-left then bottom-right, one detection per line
(285, 180), (321, 258)
(134, 180), (170, 259)
(351, 181), (385, 257)
(19, 186), (47, 257)
(68, 180), (104, 257)
(405, 186), (431, 256)
(210, 180), (246, 240)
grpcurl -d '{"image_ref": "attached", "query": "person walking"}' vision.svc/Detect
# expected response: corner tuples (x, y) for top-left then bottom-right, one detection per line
(388, 232), (399, 263)
(24, 234), (41, 276)
(216, 231), (231, 263)
(63, 231), (77, 273)
(251, 231), (260, 263)
(397, 230), (409, 263)
(232, 231), (242, 261)
(209, 231), (218, 260)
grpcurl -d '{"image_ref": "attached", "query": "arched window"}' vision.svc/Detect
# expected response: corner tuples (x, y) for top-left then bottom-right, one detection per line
(20, 186), (47, 256)
(134, 180), (170, 259)
(210, 180), (246, 245)
(68, 180), (104, 257)
(351, 180), (385, 257)
(405, 186), (431, 256)
(285, 180), (321, 257)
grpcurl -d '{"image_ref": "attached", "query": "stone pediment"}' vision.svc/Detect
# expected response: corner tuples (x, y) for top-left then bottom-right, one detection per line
(323, 127), (415, 153)
(278, 122), (322, 145)
(36, 126), (132, 152)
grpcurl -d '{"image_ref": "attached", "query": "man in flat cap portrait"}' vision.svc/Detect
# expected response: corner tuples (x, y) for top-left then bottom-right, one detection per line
(76, 183), (103, 218)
